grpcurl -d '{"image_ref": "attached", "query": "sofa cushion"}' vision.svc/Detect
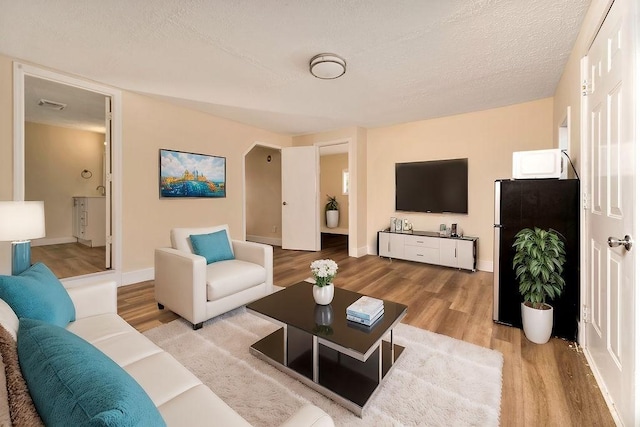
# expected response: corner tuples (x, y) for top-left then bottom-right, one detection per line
(190, 230), (235, 264)
(0, 263), (75, 328)
(206, 259), (267, 301)
(171, 225), (234, 256)
(17, 318), (166, 427)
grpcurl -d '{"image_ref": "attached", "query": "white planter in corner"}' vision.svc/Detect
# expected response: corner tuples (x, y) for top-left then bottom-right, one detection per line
(521, 302), (554, 344)
(326, 210), (339, 228)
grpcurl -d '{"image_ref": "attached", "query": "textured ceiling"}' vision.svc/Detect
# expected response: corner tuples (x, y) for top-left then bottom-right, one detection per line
(1, 1), (590, 135)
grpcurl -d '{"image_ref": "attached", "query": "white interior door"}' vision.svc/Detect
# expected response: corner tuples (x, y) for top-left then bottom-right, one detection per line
(584, 1), (636, 424)
(104, 97), (112, 269)
(281, 146), (320, 251)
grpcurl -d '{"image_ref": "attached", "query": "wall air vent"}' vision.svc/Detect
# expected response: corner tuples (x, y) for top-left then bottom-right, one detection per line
(37, 98), (67, 110)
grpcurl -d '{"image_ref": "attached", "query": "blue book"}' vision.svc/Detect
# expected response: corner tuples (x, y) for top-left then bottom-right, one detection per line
(347, 310), (383, 326)
(346, 296), (384, 319)
(346, 304), (384, 321)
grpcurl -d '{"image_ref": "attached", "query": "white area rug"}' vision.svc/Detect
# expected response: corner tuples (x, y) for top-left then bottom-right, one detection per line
(144, 308), (503, 426)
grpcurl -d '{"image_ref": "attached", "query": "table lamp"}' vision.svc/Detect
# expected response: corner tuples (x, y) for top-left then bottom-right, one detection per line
(0, 201), (45, 275)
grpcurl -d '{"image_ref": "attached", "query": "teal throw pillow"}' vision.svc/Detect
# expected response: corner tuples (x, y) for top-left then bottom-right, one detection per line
(0, 262), (75, 327)
(18, 318), (166, 427)
(190, 230), (235, 264)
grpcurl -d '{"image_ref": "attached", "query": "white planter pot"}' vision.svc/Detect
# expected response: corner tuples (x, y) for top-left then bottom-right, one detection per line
(313, 283), (334, 305)
(521, 302), (554, 344)
(326, 210), (339, 228)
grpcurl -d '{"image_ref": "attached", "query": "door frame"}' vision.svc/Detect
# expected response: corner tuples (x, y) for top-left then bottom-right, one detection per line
(12, 62), (123, 286)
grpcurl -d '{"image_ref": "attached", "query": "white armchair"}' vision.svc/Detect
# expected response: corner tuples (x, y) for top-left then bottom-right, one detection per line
(154, 225), (273, 330)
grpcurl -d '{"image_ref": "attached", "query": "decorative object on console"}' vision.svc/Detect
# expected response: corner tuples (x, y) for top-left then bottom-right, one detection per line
(390, 217), (397, 232)
(0, 201), (45, 275)
(325, 195), (339, 228)
(451, 223), (458, 237)
(159, 149), (226, 198)
(310, 259), (338, 305)
(512, 227), (566, 344)
(394, 218), (403, 232)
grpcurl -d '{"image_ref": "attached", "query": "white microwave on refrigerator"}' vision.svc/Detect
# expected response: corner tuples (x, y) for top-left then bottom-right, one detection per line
(512, 149), (563, 179)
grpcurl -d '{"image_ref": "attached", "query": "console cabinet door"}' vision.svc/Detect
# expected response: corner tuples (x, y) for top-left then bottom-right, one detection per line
(456, 240), (476, 271)
(439, 239), (458, 268)
(378, 232), (405, 258)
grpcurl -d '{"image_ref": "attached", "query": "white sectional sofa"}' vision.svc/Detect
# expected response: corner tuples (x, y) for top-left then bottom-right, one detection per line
(0, 280), (333, 426)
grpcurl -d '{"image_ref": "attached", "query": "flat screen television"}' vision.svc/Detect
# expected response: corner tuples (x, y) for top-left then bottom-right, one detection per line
(395, 158), (468, 214)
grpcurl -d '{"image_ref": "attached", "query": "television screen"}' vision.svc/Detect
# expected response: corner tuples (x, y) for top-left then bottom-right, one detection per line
(395, 158), (468, 214)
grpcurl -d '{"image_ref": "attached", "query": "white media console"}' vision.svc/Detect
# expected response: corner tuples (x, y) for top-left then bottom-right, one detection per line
(378, 230), (478, 271)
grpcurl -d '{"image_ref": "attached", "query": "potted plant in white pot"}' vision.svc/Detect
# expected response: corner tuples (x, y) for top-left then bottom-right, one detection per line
(325, 195), (339, 229)
(512, 227), (566, 344)
(310, 259), (338, 305)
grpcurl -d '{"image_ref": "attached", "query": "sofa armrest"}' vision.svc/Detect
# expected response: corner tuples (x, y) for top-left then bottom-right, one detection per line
(280, 404), (334, 427)
(232, 240), (273, 291)
(64, 281), (118, 319)
(154, 248), (207, 325)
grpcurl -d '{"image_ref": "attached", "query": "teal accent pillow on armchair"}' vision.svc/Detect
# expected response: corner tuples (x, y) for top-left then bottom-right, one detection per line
(0, 262), (75, 327)
(18, 318), (166, 426)
(190, 230), (235, 264)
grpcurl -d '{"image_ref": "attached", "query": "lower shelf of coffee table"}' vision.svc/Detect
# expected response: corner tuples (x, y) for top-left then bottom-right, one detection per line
(250, 327), (405, 416)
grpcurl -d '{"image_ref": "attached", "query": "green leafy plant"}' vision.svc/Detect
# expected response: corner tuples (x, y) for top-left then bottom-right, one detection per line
(512, 227), (566, 309)
(325, 195), (339, 211)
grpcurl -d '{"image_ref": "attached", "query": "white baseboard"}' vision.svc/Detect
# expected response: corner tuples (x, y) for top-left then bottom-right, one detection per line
(477, 260), (493, 272)
(31, 236), (76, 247)
(354, 245), (368, 257)
(121, 268), (154, 286)
(246, 235), (282, 247)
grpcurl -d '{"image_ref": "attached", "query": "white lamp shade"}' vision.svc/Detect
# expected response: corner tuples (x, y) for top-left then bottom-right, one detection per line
(0, 201), (46, 241)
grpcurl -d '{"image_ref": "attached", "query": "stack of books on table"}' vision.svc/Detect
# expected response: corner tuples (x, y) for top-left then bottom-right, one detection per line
(346, 296), (384, 326)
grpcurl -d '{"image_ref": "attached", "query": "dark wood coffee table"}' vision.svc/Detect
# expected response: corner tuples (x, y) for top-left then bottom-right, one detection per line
(246, 281), (408, 416)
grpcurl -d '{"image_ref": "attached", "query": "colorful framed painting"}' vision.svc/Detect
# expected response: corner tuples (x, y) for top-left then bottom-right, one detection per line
(159, 149), (226, 198)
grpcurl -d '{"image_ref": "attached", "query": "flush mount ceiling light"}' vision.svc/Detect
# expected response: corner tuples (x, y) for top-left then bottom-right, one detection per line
(38, 98), (67, 110)
(309, 53), (346, 79)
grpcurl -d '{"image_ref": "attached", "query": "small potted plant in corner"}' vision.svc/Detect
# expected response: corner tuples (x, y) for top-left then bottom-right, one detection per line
(325, 195), (339, 229)
(512, 227), (566, 344)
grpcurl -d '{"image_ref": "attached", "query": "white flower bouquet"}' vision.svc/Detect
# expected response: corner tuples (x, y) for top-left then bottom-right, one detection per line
(310, 259), (338, 287)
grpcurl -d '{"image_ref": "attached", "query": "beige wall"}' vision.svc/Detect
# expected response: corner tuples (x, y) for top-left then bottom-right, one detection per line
(245, 145), (282, 241)
(25, 122), (105, 241)
(553, 0), (613, 175)
(0, 53), (293, 276)
(366, 98), (554, 268)
(122, 92), (292, 272)
(320, 153), (349, 231)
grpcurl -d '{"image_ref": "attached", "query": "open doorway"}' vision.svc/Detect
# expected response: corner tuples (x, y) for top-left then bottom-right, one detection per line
(13, 63), (121, 283)
(25, 76), (110, 278)
(244, 145), (283, 246)
(243, 141), (352, 257)
(319, 144), (348, 254)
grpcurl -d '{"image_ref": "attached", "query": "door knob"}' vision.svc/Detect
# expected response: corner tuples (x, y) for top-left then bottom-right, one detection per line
(282, 201), (287, 205)
(608, 235), (633, 251)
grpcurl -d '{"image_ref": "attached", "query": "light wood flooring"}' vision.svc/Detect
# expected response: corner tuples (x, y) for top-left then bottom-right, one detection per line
(31, 242), (108, 278)
(117, 234), (613, 426)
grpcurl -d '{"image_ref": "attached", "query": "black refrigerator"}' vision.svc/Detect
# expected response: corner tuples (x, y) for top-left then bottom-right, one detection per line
(493, 179), (580, 341)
